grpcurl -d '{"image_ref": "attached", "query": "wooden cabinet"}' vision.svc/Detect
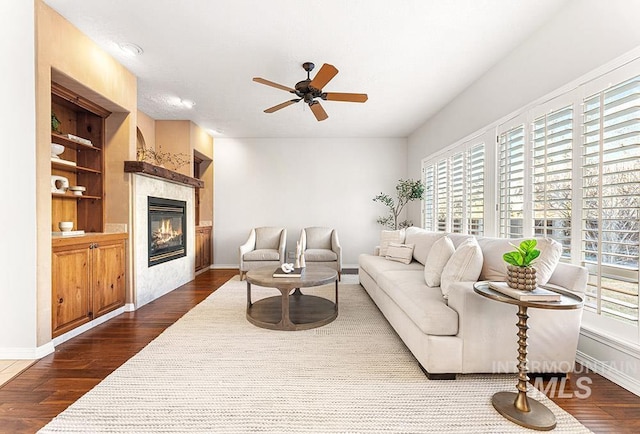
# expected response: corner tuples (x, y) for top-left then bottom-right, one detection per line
(195, 226), (212, 272)
(51, 82), (110, 233)
(52, 233), (127, 337)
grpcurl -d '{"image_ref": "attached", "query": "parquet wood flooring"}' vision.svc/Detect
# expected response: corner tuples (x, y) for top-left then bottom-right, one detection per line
(0, 268), (638, 433)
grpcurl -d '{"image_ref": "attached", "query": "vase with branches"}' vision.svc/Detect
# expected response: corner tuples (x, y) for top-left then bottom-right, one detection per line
(373, 179), (425, 229)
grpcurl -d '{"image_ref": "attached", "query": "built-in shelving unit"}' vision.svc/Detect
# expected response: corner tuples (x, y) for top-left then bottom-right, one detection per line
(51, 82), (110, 233)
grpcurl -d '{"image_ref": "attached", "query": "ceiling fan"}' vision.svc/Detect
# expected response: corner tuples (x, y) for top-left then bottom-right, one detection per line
(252, 62), (368, 121)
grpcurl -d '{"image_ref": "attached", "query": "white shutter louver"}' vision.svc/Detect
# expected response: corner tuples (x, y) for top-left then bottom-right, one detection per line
(532, 105), (573, 259)
(582, 75), (640, 325)
(499, 125), (526, 238)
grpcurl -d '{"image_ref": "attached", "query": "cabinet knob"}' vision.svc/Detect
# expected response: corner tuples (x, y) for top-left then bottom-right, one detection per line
(58, 297), (63, 304)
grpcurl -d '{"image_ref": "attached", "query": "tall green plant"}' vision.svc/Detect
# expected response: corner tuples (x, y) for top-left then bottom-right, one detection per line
(373, 179), (425, 229)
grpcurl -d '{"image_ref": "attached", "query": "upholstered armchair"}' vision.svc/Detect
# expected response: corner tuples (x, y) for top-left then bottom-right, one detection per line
(239, 227), (287, 280)
(299, 227), (342, 280)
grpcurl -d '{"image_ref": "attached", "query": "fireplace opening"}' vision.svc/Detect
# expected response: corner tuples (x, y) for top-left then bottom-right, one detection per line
(148, 196), (187, 267)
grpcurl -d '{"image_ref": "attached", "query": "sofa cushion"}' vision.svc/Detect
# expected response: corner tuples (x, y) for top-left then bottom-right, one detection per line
(305, 227), (332, 250)
(379, 229), (405, 257)
(385, 242), (415, 265)
(424, 235), (455, 287)
(255, 227), (282, 250)
(243, 249), (280, 261)
(304, 248), (338, 261)
(377, 270), (458, 336)
(404, 227), (446, 265)
(359, 253), (424, 281)
(440, 238), (483, 299)
(477, 237), (562, 285)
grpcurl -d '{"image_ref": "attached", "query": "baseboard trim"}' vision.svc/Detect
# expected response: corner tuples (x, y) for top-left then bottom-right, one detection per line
(576, 350), (640, 397)
(0, 341), (55, 359)
(52, 306), (127, 347)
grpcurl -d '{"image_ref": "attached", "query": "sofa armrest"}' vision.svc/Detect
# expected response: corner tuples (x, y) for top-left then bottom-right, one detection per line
(547, 262), (588, 295)
(239, 229), (256, 269)
(331, 230), (342, 268)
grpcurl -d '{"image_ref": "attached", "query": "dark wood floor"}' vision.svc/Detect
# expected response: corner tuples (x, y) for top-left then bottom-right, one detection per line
(1, 269), (639, 433)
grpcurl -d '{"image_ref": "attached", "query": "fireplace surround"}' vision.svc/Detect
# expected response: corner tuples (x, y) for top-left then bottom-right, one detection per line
(148, 196), (187, 266)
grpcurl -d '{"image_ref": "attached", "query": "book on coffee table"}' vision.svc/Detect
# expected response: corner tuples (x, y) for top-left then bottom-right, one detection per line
(488, 281), (561, 302)
(273, 267), (305, 278)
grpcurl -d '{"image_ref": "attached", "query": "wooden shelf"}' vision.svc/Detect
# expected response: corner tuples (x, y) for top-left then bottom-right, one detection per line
(51, 160), (102, 174)
(52, 192), (102, 200)
(51, 133), (101, 152)
(124, 161), (204, 188)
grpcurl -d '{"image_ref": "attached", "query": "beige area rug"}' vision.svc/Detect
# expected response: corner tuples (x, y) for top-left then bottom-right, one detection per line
(40, 275), (591, 433)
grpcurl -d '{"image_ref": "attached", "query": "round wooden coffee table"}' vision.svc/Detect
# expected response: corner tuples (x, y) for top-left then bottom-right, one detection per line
(245, 266), (338, 331)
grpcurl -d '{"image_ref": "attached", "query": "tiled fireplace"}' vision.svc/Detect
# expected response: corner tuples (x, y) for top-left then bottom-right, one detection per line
(131, 173), (195, 308)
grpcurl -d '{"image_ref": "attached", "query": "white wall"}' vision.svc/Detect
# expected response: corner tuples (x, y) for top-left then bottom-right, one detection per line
(0, 1), (42, 358)
(214, 137), (407, 267)
(405, 0), (640, 395)
(406, 0), (640, 226)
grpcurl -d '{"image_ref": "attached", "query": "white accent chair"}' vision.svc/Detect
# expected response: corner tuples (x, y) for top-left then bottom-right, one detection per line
(299, 227), (342, 280)
(239, 227), (287, 280)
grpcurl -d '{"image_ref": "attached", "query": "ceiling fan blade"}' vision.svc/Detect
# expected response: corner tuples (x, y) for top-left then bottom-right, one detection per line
(253, 77), (295, 93)
(264, 99), (300, 113)
(323, 92), (368, 103)
(309, 63), (339, 91)
(309, 101), (328, 121)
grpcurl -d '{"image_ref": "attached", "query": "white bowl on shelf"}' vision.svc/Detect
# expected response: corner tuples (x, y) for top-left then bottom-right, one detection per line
(58, 221), (73, 232)
(69, 186), (86, 196)
(51, 143), (65, 158)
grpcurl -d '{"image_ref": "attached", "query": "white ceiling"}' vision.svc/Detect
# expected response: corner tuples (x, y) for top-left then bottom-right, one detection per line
(44, 0), (570, 138)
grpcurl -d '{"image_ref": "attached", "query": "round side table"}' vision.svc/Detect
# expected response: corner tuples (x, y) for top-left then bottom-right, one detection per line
(473, 281), (583, 431)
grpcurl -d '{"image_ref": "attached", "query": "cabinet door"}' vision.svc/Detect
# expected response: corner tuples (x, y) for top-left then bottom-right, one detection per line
(195, 227), (212, 271)
(52, 246), (92, 337)
(202, 227), (212, 267)
(93, 240), (126, 318)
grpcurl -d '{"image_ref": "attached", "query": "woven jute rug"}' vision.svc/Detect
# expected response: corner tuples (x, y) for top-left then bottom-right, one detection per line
(40, 275), (591, 433)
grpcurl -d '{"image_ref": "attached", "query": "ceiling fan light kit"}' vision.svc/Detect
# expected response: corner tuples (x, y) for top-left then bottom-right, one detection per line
(253, 61), (368, 121)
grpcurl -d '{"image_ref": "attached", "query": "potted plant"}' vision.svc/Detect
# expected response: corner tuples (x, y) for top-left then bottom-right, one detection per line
(503, 239), (541, 291)
(373, 179), (425, 229)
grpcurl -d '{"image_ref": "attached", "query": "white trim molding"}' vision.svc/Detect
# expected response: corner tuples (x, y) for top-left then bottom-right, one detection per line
(577, 327), (640, 397)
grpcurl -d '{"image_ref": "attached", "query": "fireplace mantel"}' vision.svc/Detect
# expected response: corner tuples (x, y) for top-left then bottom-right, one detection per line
(124, 161), (204, 188)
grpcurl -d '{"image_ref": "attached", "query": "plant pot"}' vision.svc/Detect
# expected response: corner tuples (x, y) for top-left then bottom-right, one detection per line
(506, 265), (537, 291)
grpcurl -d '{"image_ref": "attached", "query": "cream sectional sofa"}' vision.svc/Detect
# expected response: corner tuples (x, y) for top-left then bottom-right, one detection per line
(358, 227), (588, 379)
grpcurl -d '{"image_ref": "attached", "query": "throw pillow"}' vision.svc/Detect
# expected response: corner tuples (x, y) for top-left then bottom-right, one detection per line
(440, 238), (483, 299)
(424, 235), (455, 287)
(379, 229), (405, 257)
(385, 242), (415, 265)
(477, 237), (562, 285)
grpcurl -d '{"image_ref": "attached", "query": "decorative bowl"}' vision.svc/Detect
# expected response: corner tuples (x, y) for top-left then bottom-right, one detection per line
(69, 186), (86, 196)
(58, 221), (74, 232)
(51, 143), (65, 158)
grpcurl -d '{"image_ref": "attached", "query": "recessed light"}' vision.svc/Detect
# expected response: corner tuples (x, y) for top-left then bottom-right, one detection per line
(118, 42), (144, 56)
(180, 99), (195, 109)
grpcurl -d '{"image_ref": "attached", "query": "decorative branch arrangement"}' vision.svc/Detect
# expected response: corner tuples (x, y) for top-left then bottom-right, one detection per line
(373, 178), (425, 229)
(137, 146), (191, 171)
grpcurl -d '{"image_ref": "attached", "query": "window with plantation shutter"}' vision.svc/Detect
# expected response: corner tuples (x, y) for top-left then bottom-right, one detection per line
(421, 143), (485, 235)
(422, 164), (435, 231)
(467, 144), (485, 236)
(532, 105), (573, 259)
(451, 153), (464, 233)
(436, 159), (448, 232)
(582, 76), (640, 326)
(499, 125), (526, 238)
